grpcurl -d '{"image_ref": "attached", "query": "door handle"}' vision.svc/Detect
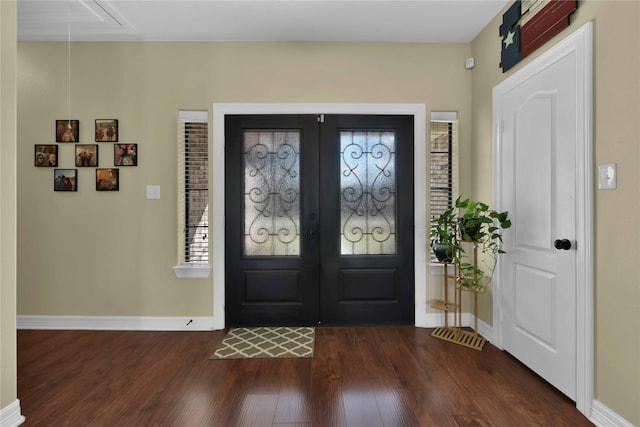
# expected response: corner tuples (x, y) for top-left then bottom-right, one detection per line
(308, 212), (318, 237)
(308, 213), (318, 237)
(554, 239), (572, 250)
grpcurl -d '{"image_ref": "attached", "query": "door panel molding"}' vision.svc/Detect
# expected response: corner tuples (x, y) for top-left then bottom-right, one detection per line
(339, 268), (398, 301)
(213, 103), (427, 329)
(493, 22), (593, 416)
(243, 270), (302, 303)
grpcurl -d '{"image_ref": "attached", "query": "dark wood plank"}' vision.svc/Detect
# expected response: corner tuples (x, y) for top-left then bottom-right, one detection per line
(272, 359), (312, 424)
(17, 327), (594, 427)
(308, 328), (347, 427)
(330, 328), (380, 427)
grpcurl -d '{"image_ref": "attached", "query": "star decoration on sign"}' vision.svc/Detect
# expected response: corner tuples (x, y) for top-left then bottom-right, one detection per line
(503, 30), (515, 48)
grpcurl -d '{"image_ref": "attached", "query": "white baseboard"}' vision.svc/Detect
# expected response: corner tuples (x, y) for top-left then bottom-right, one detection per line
(590, 400), (635, 427)
(0, 400), (25, 427)
(17, 313), (490, 334)
(16, 315), (215, 331)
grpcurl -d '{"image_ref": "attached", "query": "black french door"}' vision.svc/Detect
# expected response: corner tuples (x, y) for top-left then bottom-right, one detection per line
(225, 114), (414, 326)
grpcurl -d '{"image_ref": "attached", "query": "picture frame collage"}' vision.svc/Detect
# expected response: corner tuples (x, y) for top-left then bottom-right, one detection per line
(36, 119), (137, 192)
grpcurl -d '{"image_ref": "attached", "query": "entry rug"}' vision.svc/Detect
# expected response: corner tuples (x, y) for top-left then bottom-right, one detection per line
(210, 326), (315, 359)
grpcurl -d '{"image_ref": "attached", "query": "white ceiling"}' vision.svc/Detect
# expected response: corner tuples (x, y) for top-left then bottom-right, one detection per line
(17, 0), (509, 43)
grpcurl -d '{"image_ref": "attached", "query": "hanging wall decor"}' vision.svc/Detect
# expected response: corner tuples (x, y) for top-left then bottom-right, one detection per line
(114, 144), (137, 166)
(56, 120), (79, 142)
(35, 145), (58, 167)
(95, 119), (118, 142)
(96, 168), (119, 191)
(499, 0), (578, 72)
(75, 144), (99, 167)
(54, 169), (77, 192)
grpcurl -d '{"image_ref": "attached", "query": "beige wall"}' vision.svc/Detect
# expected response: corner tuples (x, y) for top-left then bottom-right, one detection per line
(14, 2), (640, 424)
(17, 41), (473, 317)
(1, 0), (18, 411)
(471, 0), (640, 424)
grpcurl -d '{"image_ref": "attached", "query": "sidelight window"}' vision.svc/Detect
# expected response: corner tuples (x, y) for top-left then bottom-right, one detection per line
(174, 110), (210, 278)
(430, 112), (458, 262)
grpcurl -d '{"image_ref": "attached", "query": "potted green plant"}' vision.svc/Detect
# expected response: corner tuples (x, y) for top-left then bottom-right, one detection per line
(455, 196), (511, 242)
(430, 206), (458, 263)
(454, 196), (511, 292)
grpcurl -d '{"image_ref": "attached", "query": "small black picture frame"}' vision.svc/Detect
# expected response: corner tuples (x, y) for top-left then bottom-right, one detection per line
(114, 144), (137, 166)
(35, 145), (58, 167)
(54, 169), (77, 192)
(96, 168), (119, 191)
(75, 144), (99, 167)
(56, 120), (79, 142)
(95, 119), (118, 142)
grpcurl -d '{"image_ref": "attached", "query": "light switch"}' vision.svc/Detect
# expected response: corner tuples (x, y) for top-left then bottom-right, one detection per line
(146, 185), (161, 199)
(598, 164), (616, 190)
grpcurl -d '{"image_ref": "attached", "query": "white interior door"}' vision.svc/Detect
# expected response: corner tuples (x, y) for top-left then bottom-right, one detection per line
(494, 24), (593, 404)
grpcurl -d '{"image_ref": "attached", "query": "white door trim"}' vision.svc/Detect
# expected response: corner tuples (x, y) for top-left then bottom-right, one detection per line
(212, 103), (428, 330)
(492, 22), (593, 416)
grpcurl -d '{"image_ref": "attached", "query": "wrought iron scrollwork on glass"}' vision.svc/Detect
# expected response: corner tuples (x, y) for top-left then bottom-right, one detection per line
(244, 131), (300, 256)
(340, 131), (397, 255)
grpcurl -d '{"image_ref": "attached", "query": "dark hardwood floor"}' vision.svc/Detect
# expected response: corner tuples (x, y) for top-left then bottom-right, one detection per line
(17, 327), (593, 426)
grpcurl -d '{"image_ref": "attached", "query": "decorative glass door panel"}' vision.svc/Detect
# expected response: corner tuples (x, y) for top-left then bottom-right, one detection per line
(340, 131), (396, 255)
(243, 130), (300, 256)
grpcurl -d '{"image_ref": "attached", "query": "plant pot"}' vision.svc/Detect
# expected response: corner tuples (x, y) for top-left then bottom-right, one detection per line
(458, 218), (482, 241)
(432, 243), (454, 263)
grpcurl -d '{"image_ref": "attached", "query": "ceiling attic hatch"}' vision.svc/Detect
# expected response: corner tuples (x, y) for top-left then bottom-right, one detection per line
(17, 0), (138, 41)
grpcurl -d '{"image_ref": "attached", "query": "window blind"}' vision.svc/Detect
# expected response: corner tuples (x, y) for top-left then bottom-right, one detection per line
(178, 111), (209, 264)
(430, 121), (458, 217)
(430, 112), (458, 260)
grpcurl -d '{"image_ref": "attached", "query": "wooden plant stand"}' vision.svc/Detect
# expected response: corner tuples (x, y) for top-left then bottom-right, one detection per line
(431, 241), (487, 351)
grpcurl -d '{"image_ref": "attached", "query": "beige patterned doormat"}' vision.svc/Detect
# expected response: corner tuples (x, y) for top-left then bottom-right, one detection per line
(210, 327), (315, 359)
